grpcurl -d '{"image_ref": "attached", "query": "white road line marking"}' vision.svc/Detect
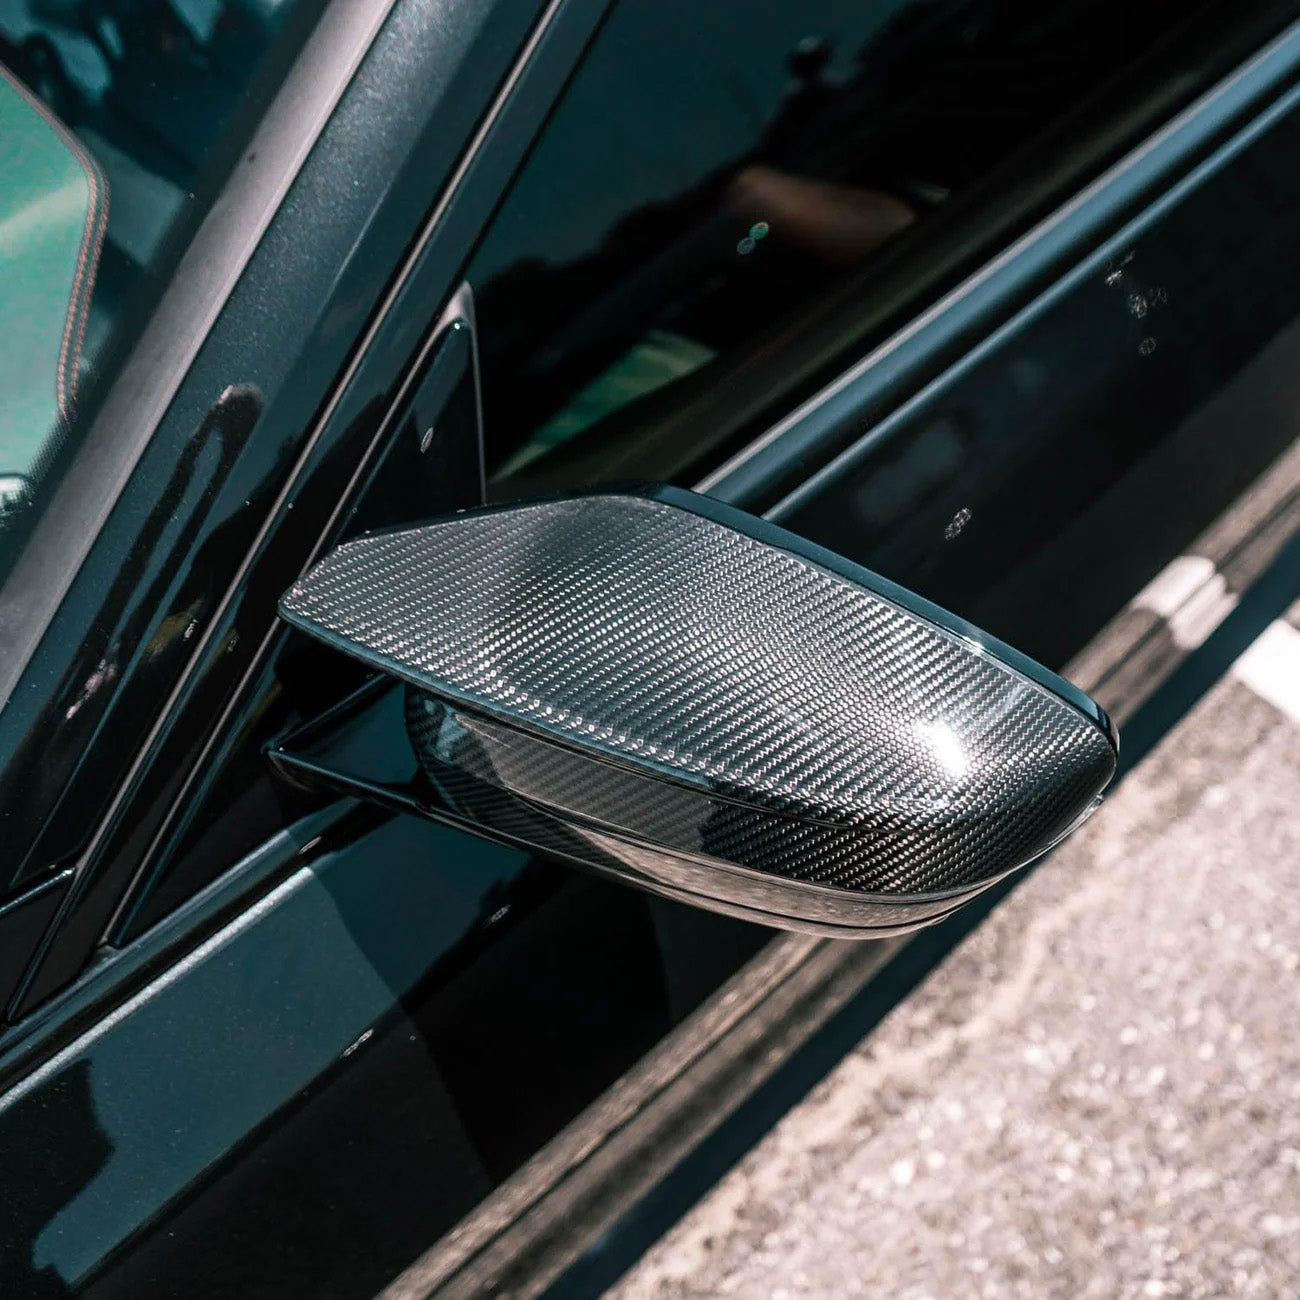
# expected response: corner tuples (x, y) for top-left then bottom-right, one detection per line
(1131, 555), (1239, 650)
(1132, 555), (1216, 616)
(1232, 620), (1300, 724)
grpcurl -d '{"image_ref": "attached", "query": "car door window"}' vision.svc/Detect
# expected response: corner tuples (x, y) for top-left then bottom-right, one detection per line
(470, 0), (1299, 495)
(0, 0), (324, 576)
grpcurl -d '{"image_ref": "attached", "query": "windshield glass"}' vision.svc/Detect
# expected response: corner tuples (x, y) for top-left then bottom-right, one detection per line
(0, 0), (324, 567)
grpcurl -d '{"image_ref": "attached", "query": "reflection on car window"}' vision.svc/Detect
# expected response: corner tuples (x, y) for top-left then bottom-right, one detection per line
(472, 0), (1295, 494)
(0, 0), (323, 567)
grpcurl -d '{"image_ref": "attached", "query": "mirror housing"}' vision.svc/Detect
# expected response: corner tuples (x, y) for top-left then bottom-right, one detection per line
(278, 486), (1116, 937)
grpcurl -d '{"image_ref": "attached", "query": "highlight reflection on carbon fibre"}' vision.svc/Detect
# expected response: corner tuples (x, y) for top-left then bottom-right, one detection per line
(281, 489), (1116, 933)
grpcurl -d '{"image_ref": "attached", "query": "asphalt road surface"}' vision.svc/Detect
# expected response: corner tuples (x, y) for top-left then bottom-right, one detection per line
(605, 602), (1300, 1300)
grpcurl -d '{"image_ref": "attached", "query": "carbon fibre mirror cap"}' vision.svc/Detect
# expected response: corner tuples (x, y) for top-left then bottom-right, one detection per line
(280, 486), (1116, 937)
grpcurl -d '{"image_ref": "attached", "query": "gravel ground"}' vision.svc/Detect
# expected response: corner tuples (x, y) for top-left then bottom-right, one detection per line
(607, 616), (1300, 1300)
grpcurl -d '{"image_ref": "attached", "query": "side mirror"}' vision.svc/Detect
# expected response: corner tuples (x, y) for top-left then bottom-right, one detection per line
(277, 486), (1116, 937)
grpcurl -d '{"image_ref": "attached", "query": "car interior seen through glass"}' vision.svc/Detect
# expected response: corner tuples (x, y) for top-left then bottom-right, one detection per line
(0, 0), (324, 576)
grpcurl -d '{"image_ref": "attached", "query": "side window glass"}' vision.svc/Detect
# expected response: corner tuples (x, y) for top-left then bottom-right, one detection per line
(0, 0), (324, 577)
(470, 0), (1295, 494)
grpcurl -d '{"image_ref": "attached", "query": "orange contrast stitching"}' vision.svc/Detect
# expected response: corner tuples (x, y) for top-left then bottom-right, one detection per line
(0, 62), (110, 424)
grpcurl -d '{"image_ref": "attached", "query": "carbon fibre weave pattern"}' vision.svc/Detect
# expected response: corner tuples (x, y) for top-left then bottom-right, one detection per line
(402, 695), (976, 933)
(406, 693), (1101, 896)
(282, 492), (1114, 900)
